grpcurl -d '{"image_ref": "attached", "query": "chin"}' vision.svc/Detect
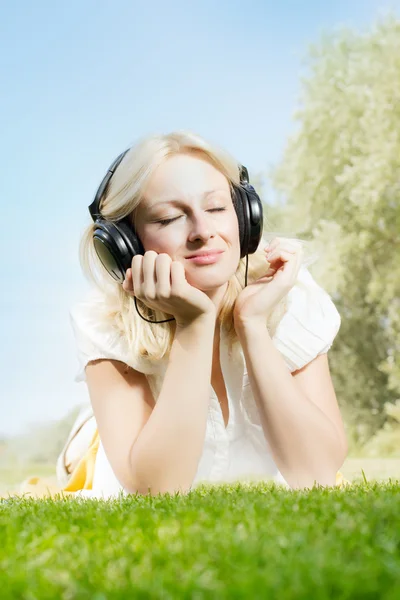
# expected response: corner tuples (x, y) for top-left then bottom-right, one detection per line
(186, 270), (235, 291)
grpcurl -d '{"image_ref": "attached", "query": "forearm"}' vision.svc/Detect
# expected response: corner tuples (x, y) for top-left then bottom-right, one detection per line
(236, 320), (346, 489)
(129, 315), (215, 496)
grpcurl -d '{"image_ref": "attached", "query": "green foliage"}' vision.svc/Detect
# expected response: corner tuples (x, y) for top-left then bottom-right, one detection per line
(1, 481), (399, 598)
(269, 15), (400, 448)
(361, 399), (400, 457)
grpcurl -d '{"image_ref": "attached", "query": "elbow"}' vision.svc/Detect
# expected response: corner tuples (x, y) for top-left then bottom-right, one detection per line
(128, 459), (193, 497)
(284, 447), (349, 491)
(119, 474), (192, 497)
(286, 470), (338, 490)
(128, 446), (195, 497)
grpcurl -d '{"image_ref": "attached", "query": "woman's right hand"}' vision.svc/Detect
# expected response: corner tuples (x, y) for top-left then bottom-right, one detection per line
(122, 251), (217, 328)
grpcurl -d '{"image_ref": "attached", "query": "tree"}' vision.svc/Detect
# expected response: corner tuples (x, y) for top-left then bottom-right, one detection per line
(270, 16), (400, 449)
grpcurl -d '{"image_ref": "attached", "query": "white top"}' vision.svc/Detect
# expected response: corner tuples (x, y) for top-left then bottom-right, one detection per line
(65, 264), (341, 499)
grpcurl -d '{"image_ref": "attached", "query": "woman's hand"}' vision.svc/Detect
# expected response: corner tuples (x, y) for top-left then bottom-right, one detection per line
(122, 251), (216, 328)
(233, 237), (304, 327)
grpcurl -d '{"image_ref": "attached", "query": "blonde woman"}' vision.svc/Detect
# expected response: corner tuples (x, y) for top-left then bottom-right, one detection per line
(6, 131), (350, 500)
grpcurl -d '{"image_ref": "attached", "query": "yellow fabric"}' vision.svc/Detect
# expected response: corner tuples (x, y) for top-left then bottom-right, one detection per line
(62, 429), (100, 492)
(0, 427), (351, 499)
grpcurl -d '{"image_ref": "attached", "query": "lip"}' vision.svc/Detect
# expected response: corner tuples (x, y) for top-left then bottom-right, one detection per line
(185, 250), (224, 258)
(186, 250), (224, 265)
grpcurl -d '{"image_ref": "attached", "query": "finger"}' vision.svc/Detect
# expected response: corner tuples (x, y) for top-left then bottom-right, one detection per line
(264, 239), (278, 252)
(271, 242), (303, 258)
(267, 249), (294, 263)
(265, 237), (290, 252)
(273, 250), (302, 283)
(268, 251), (299, 279)
(143, 251), (158, 300)
(265, 238), (302, 254)
(267, 244), (299, 257)
(155, 253), (172, 296)
(131, 254), (144, 295)
(170, 260), (186, 295)
(261, 269), (275, 280)
(123, 268), (133, 292)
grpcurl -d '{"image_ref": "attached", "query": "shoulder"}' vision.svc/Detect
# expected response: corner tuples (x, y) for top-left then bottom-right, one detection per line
(69, 287), (162, 382)
(272, 265), (341, 373)
(69, 287), (119, 358)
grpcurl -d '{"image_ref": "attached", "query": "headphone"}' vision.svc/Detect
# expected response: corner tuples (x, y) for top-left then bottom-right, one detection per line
(88, 148), (264, 324)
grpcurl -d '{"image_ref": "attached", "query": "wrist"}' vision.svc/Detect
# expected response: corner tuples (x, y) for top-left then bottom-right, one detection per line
(176, 311), (216, 331)
(234, 314), (269, 337)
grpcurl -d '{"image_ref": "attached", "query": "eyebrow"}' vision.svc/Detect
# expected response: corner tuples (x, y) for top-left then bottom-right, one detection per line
(146, 189), (229, 210)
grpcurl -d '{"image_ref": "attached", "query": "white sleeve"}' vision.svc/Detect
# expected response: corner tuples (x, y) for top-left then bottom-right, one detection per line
(272, 265), (341, 373)
(69, 288), (141, 382)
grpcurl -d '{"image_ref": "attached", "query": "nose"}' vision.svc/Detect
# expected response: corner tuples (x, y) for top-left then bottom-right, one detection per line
(187, 210), (217, 243)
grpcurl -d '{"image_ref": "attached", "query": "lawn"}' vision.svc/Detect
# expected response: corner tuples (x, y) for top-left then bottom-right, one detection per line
(1, 479), (399, 599)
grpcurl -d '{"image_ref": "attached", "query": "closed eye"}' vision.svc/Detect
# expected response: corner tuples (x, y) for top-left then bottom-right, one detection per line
(157, 207), (226, 227)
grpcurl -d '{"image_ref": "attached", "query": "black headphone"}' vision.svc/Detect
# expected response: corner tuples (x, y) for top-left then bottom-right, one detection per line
(88, 148), (264, 324)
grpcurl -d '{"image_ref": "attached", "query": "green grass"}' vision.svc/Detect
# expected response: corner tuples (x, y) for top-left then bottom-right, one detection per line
(1, 480), (400, 599)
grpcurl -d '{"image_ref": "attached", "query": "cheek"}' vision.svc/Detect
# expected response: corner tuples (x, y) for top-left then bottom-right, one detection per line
(139, 230), (177, 254)
(224, 215), (241, 264)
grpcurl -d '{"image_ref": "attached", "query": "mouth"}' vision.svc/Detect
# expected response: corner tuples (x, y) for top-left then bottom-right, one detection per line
(186, 251), (225, 265)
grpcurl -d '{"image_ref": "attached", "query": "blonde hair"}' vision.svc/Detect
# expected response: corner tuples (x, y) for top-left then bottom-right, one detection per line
(79, 130), (316, 369)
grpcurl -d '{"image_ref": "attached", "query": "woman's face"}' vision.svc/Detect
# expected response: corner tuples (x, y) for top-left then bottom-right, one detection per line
(134, 153), (241, 292)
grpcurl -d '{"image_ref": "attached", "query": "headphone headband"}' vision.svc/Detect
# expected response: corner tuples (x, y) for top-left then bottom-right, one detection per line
(88, 149), (130, 220)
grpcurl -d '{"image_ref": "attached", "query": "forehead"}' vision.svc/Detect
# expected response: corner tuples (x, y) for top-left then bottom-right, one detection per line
(142, 153), (230, 208)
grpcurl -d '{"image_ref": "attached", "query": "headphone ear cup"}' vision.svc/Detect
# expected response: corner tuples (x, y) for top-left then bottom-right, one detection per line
(232, 183), (263, 258)
(114, 218), (145, 256)
(232, 185), (250, 258)
(92, 218), (144, 283)
(243, 184), (263, 254)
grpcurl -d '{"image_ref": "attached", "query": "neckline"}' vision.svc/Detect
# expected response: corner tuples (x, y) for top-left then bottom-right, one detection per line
(210, 321), (243, 433)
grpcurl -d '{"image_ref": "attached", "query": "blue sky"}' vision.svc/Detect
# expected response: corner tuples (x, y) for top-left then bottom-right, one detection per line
(1, 0), (399, 437)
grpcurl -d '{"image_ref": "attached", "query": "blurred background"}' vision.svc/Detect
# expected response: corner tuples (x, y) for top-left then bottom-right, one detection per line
(1, 0), (399, 490)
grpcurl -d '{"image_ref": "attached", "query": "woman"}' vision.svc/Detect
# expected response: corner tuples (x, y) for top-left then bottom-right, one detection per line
(4, 130), (350, 500)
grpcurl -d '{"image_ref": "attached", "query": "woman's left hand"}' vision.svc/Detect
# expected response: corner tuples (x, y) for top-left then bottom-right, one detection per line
(233, 237), (304, 327)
